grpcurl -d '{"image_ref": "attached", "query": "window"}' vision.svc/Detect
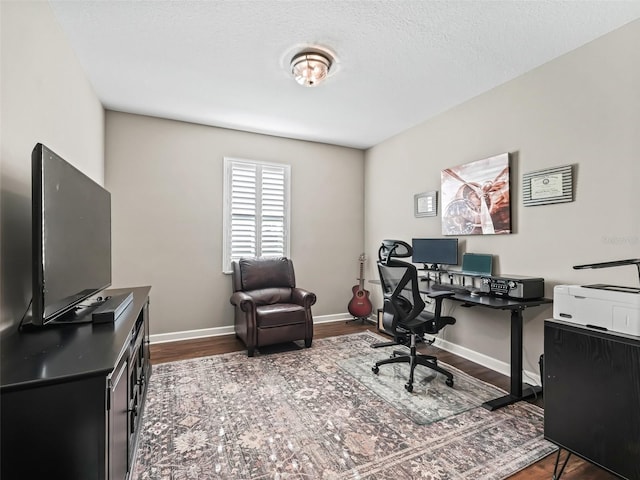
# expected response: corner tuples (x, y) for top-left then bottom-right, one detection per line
(222, 157), (290, 273)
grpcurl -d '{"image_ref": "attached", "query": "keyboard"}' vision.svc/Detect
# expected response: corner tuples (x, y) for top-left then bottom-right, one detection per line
(431, 283), (473, 294)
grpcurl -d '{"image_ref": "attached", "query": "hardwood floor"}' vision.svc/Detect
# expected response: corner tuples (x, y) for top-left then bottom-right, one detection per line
(150, 321), (617, 480)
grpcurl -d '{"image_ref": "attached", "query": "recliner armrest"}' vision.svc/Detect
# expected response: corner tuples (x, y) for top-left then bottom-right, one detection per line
(291, 288), (317, 308)
(230, 291), (256, 313)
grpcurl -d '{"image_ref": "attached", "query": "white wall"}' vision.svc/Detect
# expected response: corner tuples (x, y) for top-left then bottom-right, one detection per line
(105, 112), (365, 335)
(0, 0), (104, 329)
(365, 20), (640, 378)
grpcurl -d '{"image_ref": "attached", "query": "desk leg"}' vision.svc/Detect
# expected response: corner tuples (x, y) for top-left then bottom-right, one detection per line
(482, 307), (542, 411)
(511, 307), (523, 398)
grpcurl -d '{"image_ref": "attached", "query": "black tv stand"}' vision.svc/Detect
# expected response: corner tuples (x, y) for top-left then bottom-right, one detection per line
(1, 286), (152, 480)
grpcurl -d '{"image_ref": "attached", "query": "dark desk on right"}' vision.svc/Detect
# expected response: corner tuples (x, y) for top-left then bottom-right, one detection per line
(422, 285), (552, 411)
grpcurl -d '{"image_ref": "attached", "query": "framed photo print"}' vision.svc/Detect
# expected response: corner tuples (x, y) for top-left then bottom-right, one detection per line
(441, 153), (511, 235)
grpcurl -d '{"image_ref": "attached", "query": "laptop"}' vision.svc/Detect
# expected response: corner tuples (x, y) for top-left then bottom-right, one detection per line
(460, 253), (493, 276)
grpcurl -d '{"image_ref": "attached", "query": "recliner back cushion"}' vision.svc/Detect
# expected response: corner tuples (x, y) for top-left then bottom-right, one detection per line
(239, 257), (295, 291)
(248, 287), (293, 306)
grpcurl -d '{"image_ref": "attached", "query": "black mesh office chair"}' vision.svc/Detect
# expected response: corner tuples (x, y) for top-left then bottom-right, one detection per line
(372, 239), (457, 393)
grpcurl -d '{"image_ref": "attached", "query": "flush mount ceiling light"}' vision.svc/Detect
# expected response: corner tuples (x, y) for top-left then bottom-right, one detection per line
(290, 51), (333, 87)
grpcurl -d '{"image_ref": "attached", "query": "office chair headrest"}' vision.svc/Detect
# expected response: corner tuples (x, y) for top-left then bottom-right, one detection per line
(379, 239), (412, 263)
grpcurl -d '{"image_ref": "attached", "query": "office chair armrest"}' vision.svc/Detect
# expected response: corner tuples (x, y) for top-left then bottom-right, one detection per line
(291, 288), (317, 308)
(230, 291), (256, 313)
(426, 291), (456, 300)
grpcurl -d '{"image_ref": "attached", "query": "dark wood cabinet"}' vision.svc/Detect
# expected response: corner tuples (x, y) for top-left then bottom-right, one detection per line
(1, 286), (151, 480)
(544, 319), (640, 480)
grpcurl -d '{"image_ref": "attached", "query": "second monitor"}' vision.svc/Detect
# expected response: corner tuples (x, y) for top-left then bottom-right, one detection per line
(460, 252), (493, 276)
(412, 238), (458, 270)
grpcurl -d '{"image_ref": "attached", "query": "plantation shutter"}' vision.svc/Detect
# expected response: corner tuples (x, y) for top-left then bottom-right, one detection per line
(260, 165), (286, 256)
(229, 162), (258, 260)
(223, 158), (290, 272)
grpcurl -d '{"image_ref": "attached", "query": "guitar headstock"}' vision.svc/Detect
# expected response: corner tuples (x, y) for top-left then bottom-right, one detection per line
(358, 253), (367, 263)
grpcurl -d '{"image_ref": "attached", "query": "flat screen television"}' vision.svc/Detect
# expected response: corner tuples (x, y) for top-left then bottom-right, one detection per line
(411, 238), (458, 270)
(30, 143), (111, 326)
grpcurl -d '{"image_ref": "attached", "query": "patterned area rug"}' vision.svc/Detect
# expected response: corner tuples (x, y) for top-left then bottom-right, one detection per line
(132, 332), (556, 480)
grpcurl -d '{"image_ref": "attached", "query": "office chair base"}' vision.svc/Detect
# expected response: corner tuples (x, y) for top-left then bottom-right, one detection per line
(372, 353), (454, 392)
(371, 340), (399, 349)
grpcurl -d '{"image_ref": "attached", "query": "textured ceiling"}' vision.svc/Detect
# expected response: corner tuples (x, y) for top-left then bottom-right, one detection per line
(48, 0), (640, 149)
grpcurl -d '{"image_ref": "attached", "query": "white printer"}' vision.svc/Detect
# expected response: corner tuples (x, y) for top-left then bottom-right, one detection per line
(553, 284), (640, 336)
(554, 258), (640, 336)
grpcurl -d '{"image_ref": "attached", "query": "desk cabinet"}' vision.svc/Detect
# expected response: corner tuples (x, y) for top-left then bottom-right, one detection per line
(0, 286), (151, 480)
(544, 319), (640, 480)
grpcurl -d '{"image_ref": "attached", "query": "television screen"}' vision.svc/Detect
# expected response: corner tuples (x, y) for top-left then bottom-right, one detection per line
(411, 238), (458, 268)
(31, 144), (111, 326)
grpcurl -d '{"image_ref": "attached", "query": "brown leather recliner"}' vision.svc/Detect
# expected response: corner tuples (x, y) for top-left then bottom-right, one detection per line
(230, 257), (316, 357)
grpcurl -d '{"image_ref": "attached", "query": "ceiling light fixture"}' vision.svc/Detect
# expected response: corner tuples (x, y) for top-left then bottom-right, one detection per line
(290, 51), (333, 87)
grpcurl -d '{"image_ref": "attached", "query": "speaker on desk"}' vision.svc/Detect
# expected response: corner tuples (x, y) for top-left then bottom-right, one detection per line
(480, 277), (491, 294)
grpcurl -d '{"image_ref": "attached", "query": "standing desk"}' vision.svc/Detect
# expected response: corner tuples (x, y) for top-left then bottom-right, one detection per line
(420, 285), (552, 410)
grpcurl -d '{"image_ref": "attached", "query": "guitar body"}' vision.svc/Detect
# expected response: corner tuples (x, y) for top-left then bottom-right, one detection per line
(348, 284), (372, 318)
(348, 254), (373, 319)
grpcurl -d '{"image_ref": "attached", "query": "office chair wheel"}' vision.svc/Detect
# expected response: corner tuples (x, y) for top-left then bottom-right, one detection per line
(446, 378), (454, 387)
(405, 382), (413, 393)
(372, 366), (379, 374)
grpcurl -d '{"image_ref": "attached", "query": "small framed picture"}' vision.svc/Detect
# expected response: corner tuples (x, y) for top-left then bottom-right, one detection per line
(414, 191), (437, 217)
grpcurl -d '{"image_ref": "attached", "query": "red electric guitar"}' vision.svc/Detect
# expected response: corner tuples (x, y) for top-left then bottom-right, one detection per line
(348, 254), (373, 319)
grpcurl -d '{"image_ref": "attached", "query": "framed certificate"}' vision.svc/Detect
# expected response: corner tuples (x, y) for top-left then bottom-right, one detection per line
(523, 165), (574, 206)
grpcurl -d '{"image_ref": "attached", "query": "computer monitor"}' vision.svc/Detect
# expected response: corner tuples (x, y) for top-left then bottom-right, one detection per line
(461, 253), (493, 276)
(411, 238), (458, 270)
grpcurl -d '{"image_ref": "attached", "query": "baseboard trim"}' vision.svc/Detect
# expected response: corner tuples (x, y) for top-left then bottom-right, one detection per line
(149, 312), (370, 344)
(432, 337), (542, 387)
(149, 314), (540, 386)
(150, 325), (236, 344)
